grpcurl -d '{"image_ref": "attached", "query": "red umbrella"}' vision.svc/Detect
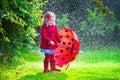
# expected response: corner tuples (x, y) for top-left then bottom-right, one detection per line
(55, 27), (80, 67)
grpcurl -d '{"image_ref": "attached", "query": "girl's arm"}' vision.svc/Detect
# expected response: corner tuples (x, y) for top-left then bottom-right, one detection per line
(41, 26), (51, 42)
(55, 25), (61, 43)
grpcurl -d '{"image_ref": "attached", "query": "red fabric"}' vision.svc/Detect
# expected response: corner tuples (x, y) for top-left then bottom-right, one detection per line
(44, 61), (49, 72)
(54, 27), (80, 67)
(40, 24), (61, 49)
(44, 54), (50, 62)
(44, 54), (55, 62)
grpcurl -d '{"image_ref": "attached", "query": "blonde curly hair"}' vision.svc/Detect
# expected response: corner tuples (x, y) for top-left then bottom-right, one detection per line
(42, 11), (56, 27)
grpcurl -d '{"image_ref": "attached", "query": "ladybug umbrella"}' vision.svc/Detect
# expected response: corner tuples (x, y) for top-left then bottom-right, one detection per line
(54, 27), (80, 68)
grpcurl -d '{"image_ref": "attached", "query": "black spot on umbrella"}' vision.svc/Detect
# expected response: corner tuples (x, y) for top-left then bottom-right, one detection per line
(63, 42), (66, 45)
(61, 58), (65, 60)
(65, 30), (68, 32)
(68, 42), (71, 45)
(60, 49), (64, 53)
(60, 35), (62, 38)
(66, 35), (69, 38)
(66, 47), (70, 50)
(71, 38), (74, 42)
(66, 53), (69, 56)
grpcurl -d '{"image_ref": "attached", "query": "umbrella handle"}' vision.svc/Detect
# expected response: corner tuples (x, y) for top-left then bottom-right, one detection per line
(65, 64), (69, 70)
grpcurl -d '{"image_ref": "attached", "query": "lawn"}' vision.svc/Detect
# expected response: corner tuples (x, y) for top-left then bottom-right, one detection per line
(1, 46), (120, 80)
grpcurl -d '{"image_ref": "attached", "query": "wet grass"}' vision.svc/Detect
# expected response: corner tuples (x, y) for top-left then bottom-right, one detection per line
(1, 46), (120, 80)
(75, 46), (120, 63)
(1, 62), (120, 80)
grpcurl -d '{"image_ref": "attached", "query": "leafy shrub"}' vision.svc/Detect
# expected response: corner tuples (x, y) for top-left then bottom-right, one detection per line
(0, 0), (48, 64)
(57, 13), (69, 30)
(79, 7), (116, 47)
(80, 7), (115, 36)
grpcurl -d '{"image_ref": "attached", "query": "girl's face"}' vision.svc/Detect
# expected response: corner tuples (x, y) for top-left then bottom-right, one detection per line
(47, 19), (55, 26)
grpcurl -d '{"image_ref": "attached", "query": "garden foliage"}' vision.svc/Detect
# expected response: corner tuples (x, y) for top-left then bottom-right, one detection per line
(0, 0), (48, 63)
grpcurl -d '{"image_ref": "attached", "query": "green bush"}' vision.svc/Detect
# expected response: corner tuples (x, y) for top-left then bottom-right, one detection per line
(80, 7), (115, 36)
(80, 7), (116, 47)
(0, 0), (48, 64)
(57, 13), (69, 30)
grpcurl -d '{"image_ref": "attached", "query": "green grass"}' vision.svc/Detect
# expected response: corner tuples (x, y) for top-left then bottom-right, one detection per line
(1, 46), (120, 80)
(1, 62), (120, 80)
(19, 48), (43, 62)
(76, 46), (120, 63)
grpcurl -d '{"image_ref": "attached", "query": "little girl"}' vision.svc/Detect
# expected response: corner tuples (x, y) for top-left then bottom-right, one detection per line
(40, 11), (62, 73)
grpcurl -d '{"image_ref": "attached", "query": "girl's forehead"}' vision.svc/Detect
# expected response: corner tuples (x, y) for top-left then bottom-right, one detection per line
(49, 19), (55, 21)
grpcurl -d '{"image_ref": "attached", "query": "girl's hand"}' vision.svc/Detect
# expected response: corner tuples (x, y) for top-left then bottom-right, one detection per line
(50, 41), (54, 45)
(59, 42), (63, 47)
